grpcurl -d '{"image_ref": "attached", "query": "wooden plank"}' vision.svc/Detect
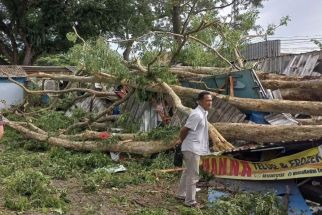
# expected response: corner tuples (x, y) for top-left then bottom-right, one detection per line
(222, 107), (241, 122)
(304, 54), (319, 76)
(122, 95), (135, 113)
(127, 102), (140, 122)
(209, 102), (228, 122)
(216, 102), (232, 122)
(207, 108), (216, 121)
(230, 112), (246, 123)
(134, 102), (147, 120)
(283, 56), (297, 76)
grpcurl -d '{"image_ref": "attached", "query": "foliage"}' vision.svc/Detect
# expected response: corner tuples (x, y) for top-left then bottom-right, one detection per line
(4, 170), (67, 212)
(35, 54), (71, 66)
(82, 151), (176, 192)
(68, 36), (130, 78)
(0, 0), (149, 64)
(117, 113), (140, 133)
(178, 43), (218, 67)
(209, 192), (287, 215)
(136, 126), (180, 143)
(265, 16), (291, 35)
(133, 208), (169, 215)
(34, 111), (73, 132)
(311, 39), (322, 50)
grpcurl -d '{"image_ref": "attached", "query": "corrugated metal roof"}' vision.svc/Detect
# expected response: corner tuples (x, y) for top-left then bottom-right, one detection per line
(264, 113), (299, 126)
(0, 65), (27, 78)
(254, 50), (322, 75)
(21, 66), (75, 74)
(241, 40), (281, 60)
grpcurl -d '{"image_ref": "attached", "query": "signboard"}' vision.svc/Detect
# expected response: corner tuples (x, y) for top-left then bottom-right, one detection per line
(201, 146), (322, 180)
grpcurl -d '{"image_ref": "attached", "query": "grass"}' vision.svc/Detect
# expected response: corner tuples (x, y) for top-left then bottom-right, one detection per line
(0, 126), (178, 213)
(4, 170), (67, 212)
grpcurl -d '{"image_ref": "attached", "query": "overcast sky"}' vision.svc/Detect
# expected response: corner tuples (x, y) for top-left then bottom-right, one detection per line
(256, 0), (322, 53)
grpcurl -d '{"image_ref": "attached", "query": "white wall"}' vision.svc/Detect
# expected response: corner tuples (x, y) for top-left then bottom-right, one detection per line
(0, 82), (25, 110)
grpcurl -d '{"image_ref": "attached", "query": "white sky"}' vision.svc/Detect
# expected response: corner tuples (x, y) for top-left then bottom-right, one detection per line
(255, 0), (322, 53)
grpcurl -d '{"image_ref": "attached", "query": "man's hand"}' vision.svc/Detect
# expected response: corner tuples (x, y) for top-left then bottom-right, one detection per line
(175, 139), (182, 146)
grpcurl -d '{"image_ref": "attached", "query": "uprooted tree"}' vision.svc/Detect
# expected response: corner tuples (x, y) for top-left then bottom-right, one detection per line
(4, 0), (322, 156)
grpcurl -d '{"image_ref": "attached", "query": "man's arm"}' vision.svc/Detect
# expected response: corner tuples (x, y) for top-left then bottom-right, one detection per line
(176, 127), (190, 145)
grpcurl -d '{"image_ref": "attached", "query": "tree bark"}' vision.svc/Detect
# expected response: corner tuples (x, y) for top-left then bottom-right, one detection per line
(170, 66), (232, 75)
(279, 88), (322, 101)
(297, 118), (322, 125)
(257, 72), (321, 81)
(261, 79), (322, 91)
(172, 4), (182, 44)
(7, 121), (176, 156)
(22, 43), (34, 65)
(170, 85), (322, 116)
(8, 120), (322, 154)
(214, 123), (322, 144)
(123, 41), (134, 61)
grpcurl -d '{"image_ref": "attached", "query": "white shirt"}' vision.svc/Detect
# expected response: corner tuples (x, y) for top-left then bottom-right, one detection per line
(181, 105), (210, 155)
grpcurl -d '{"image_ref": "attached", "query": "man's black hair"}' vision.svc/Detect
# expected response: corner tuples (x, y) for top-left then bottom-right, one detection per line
(197, 91), (211, 101)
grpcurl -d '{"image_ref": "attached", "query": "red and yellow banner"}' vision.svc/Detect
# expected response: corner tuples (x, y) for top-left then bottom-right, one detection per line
(201, 146), (322, 180)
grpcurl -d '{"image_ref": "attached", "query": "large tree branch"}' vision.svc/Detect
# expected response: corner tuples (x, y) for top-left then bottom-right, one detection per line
(6, 121), (174, 156)
(153, 30), (238, 69)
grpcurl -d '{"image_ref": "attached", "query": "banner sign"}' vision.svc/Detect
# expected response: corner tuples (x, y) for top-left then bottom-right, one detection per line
(201, 146), (322, 180)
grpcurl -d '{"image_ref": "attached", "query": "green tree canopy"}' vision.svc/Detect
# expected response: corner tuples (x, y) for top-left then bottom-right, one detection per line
(0, 0), (155, 65)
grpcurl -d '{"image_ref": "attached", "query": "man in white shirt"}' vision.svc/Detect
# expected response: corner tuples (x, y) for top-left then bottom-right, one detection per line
(176, 91), (212, 207)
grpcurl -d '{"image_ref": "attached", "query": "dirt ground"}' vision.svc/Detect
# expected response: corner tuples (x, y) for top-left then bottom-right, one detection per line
(0, 176), (209, 215)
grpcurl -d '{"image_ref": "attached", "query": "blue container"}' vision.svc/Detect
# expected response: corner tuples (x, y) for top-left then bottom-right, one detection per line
(249, 111), (268, 124)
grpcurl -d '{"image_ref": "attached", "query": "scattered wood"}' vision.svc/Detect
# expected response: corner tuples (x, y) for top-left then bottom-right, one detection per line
(159, 168), (185, 173)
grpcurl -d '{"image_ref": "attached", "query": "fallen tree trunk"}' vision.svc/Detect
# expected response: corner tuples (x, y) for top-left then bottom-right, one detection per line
(297, 118), (322, 125)
(257, 72), (321, 81)
(171, 85), (322, 116)
(169, 66), (232, 77)
(58, 130), (135, 141)
(7, 121), (175, 156)
(261, 79), (322, 91)
(279, 88), (322, 101)
(214, 123), (322, 143)
(8, 120), (322, 154)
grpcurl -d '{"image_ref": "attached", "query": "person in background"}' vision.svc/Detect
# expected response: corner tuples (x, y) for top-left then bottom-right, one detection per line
(113, 85), (128, 115)
(175, 91), (212, 208)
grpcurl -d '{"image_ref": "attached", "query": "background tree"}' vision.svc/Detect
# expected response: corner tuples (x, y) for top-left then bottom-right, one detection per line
(0, 0), (152, 65)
